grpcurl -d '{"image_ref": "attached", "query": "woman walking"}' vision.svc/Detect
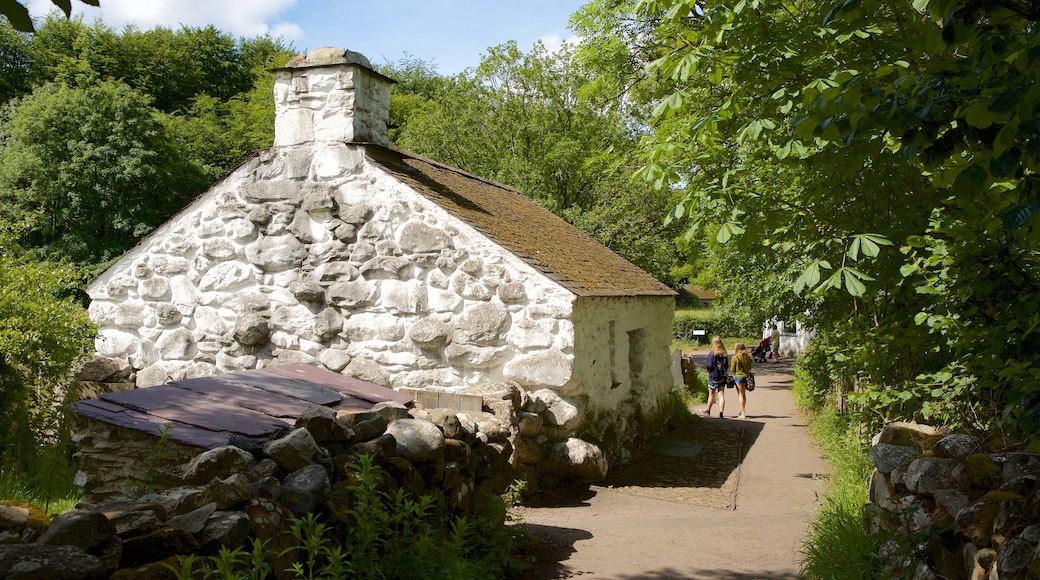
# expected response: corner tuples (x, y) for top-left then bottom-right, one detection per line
(700, 336), (728, 418)
(730, 342), (752, 419)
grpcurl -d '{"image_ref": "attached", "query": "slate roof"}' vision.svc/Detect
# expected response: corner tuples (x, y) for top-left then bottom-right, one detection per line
(72, 364), (413, 450)
(365, 145), (676, 298)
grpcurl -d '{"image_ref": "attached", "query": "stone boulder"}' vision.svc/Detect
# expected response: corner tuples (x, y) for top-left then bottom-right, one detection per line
(0, 544), (109, 580)
(296, 405), (353, 444)
(263, 428), (322, 472)
(542, 438), (608, 483)
(280, 464), (331, 517)
(870, 443), (918, 475)
(386, 419), (446, 462)
(184, 446), (256, 485)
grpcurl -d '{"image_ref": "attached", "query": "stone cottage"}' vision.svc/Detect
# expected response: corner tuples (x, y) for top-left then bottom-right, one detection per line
(86, 48), (676, 466)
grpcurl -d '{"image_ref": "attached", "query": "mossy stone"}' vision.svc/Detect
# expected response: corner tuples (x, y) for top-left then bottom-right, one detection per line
(0, 500), (50, 534)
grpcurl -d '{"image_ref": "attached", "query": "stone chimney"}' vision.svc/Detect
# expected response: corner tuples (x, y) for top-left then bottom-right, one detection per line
(271, 47), (393, 148)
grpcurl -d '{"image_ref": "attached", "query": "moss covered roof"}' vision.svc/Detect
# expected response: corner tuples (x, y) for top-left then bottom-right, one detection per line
(366, 146), (675, 298)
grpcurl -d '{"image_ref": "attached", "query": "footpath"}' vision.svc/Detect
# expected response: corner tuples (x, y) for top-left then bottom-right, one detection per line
(519, 355), (828, 579)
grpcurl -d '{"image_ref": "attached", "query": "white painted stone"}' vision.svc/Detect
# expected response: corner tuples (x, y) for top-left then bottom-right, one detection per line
(528, 302), (573, 320)
(276, 349), (316, 365)
(151, 256), (191, 276)
(95, 329), (140, 357)
(270, 330), (299, 349)
(451, 272), (492, 301)
(88, 301), (114, 324)
(155, 328), (198, 361)
(398, 220), (451, 254)
(319, 348), (352, 372)
(270, 304), (314, 332)
(452, 301), (510, 345)
(225, 218), (257, 242)
(327, 280), (376, 308)
(298, 338), (324, 355)
(137, 362), (176, 387)
(375, 350), (420, 368)
(343, 356), (390, 386)
(246, 235), (309, 272)
(407, 317), (451, 351)
(113, 303), (152, 328)
(509, 317), (555, 351)
(315, 261), (358, 282)
(380, 279), (426, 314)
(503, 349), (573, 388)
(342, 312), (403, 342)
(313, 142), (364, 178)
(445, 344), (510, 370)
(199, 262), (254, 292)
(313, 308), (343, 341)
(429, 288), (463, 313)
(198, 219), (225, 238)
(427, 269), (449, 290)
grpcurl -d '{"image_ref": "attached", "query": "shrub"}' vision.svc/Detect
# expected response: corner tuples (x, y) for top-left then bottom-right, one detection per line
(673, 308), (762, 343)
(0, 236), (94, 506)
(171, 454), (532, 579)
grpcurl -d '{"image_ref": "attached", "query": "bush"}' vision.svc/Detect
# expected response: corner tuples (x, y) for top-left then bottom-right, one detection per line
(673, 308), (762, 343)
(0, 237), (94, 505)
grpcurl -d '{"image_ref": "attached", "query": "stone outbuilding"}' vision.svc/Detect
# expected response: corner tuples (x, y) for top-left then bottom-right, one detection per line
(86, 47), (676, 467)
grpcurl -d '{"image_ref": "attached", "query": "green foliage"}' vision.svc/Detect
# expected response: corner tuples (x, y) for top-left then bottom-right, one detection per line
(673, 308), (760, 342)
(575, 0), (1040, 447)
(173, 454), (531, 580)
(794, 367), (881, 579)
(384, 44), (685, 286)
(0, 79), (210, 266)
(0, 18), (294, 267)
(0, 234), (93, 506)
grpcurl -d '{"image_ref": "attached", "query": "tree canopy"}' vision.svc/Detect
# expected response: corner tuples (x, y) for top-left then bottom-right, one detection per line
(0, 17), (293, 268)
(574, 0), (1040, 445)
(384, 42), (687, 285)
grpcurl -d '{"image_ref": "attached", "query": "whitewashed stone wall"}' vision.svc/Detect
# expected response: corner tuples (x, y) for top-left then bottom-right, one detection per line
(88, 147), (579, 391)
(86, 48), (676, 467)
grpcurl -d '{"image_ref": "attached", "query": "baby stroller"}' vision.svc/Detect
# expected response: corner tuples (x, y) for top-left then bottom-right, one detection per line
(752, 338), (771, 363)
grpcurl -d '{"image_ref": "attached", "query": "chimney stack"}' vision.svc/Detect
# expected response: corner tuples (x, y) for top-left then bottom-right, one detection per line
(271, 47), (393, 148)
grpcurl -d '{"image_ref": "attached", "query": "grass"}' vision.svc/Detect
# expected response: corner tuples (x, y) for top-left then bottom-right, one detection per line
(0, 467), (80, 516)
(794, 381), (882, 579)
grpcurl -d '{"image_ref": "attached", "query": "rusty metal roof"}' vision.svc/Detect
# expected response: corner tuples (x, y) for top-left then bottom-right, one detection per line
(365, 145), (676, 298)
(72, 364), (413, 450)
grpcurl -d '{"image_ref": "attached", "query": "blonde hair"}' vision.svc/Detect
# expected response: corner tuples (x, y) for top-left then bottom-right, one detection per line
(711, 336), (727, 356)
(734, 342), (751, 367)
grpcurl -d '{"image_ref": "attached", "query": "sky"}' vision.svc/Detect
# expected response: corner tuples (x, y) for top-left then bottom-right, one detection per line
(24, 0), (587, 75)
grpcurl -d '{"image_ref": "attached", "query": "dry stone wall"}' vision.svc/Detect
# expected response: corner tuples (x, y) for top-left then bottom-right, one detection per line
(867, 422), (1040, 578)
(2, 382), (612, 578)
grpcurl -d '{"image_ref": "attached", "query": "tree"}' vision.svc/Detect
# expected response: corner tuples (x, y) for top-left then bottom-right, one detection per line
(386, 44), (686, 285)
(0, 20), (31, 103)
(574, 0), (1040, 444)
(0, 80), (209, 267)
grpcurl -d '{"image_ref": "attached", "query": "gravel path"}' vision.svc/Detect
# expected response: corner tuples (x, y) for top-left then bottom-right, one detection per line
(517, 355), (828, 579)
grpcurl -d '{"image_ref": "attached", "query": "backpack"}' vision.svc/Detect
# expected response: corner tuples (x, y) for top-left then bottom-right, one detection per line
(709, 353), (729, 382)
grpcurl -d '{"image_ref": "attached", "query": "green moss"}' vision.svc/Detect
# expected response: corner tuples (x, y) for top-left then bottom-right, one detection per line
(0, 500), (50, 533)
(962, 453), (1002, 491)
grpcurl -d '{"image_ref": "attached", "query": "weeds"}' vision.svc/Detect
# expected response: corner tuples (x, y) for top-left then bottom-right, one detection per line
(170, 454), (531, 580)
(795, 372), (882, 579)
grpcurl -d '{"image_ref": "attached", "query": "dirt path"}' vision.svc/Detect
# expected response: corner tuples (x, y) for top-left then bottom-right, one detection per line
(518, 355), (828, 579)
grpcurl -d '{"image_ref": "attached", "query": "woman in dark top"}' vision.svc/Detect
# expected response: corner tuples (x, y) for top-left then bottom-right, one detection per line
(700, 336), (728, 418)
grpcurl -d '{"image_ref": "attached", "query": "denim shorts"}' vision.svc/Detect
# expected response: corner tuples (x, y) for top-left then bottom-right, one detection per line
(708, 379), (724, 390)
